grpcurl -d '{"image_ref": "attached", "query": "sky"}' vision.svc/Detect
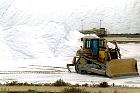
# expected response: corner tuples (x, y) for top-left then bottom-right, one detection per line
(0, 0), (140, 33)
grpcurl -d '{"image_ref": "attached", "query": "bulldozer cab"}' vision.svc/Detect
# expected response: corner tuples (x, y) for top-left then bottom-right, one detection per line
(82, 37), (120, 61)
(83, 37), (105, 57)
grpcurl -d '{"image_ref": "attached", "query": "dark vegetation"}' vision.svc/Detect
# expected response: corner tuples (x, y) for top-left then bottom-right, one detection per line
(98, 82), (109, 87)
(0, 79), (135, 93)
(2, 79), (110, 88)
(1, 79), (130, 88)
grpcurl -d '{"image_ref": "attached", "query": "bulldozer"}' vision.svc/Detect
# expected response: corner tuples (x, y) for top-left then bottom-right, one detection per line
(67, 36), (139, 77)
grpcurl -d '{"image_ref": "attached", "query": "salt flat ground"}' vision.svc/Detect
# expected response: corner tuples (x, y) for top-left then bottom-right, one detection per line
(0, 43), (140, 87)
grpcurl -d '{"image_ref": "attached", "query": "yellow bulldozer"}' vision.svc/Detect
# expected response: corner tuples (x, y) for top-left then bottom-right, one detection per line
(67, 36), (139, 77)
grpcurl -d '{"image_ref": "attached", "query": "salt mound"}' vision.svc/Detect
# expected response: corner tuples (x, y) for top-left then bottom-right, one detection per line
(0, 22), (84, 60)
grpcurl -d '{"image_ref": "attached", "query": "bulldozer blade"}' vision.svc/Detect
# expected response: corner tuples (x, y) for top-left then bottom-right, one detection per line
(106, 58), (139, 77)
